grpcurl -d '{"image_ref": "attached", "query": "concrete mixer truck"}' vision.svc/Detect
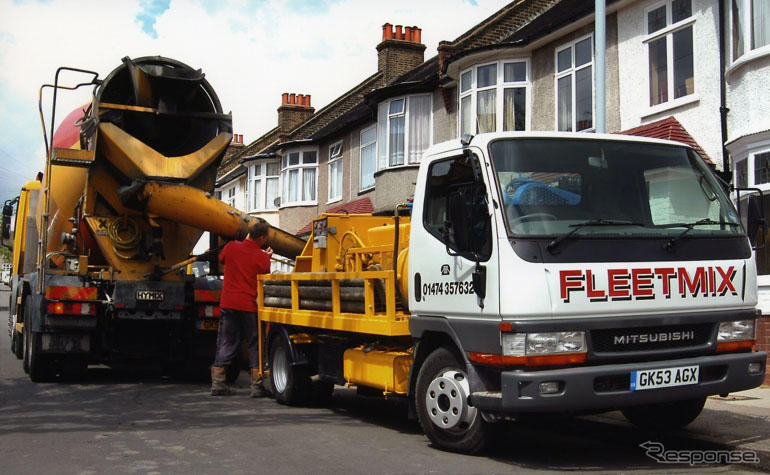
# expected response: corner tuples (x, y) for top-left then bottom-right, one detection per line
(5, 56), (305, 382)
(255, 133), (767, 453)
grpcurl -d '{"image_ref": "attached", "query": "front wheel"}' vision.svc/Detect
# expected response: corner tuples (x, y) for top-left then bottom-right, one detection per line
(415, 347), (492, 453)
(621, 397), (707, 431)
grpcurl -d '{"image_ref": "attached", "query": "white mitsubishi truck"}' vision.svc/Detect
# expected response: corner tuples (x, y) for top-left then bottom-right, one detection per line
(405, 132), (766, 452)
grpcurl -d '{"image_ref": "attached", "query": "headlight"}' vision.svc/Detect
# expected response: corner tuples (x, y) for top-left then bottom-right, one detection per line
(718, 320), (755, 342)
(502, 331), (585, 356)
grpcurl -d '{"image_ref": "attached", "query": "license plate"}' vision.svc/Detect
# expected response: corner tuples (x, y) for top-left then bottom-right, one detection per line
(630, 365), (699, 391)
(136, 290), (165, 301)
(197, 319), (218, 331)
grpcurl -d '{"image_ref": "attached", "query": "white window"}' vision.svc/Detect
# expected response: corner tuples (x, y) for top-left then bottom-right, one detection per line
(645, 0), (694, 107)
(223, 184), (236, 208)
(377, 94), (432, 170)
(459, 59), (529, 136)
(360, 126), (377, 191)
(328, 141), (343, 202)
(556, 36), (593, 132)
(248, 161), (280, 211)
(281, 149), (317, 206)
(733, 142), (770, 279)
(731, 0), (770, 62)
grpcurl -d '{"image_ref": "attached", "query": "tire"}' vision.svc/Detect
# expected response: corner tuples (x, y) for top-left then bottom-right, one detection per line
(269, 336), (310, 406)
(10, 299), (23, 359)
(621, 397), (707, 431)
(27, 330), (56, 382)
(22, 307), (31, 374)
(415, 347), (492, 454)
(11, 329), (23, 359)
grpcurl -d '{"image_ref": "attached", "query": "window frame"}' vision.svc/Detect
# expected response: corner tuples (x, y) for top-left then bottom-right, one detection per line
(458, 58), (530, 136)
(733, 139), (770, 283)
(377, 94), (433, 172)
(554, 34), (595, 132)
(642, 0), (696, 109)
(327, 140), (344, 203)
(280, 147), (318, 207)
(222, 183), (236, 208)
(728, 0), (770, 71)
(360, 125), (377, 192)
(248, 160), (280, 212)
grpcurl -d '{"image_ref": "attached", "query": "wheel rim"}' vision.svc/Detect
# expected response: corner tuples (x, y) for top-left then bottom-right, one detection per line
(424, 369), (477, 431)
(272, 345), (289, 394)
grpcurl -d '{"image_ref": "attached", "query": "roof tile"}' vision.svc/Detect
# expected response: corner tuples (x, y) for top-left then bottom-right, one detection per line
(619, 116), (713, 164)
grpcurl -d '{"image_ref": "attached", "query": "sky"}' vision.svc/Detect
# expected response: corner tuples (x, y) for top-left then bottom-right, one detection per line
(0, 0), (511, 205)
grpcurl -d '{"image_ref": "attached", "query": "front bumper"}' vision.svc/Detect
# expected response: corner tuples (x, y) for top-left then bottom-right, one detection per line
(471, 352), (766, 414)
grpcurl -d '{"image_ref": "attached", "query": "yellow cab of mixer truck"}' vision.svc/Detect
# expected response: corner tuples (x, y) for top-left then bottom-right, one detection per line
(256, 132), (767, 453)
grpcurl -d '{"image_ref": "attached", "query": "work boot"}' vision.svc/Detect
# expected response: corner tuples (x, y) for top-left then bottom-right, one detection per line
(210, 366), (234, 396)
(250, 368), (265, 398)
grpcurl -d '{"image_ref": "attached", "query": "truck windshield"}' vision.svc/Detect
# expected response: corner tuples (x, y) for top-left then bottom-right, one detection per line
(489, 138), (742, 240)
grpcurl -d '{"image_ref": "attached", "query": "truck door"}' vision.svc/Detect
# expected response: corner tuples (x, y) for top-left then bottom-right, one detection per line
(409, 148), (500, 319)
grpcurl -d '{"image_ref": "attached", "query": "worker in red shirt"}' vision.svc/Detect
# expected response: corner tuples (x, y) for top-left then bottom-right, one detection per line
(211, 221), (273, 397)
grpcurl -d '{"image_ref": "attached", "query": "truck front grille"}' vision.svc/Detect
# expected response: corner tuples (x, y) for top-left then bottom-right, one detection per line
(591, 323), (713, 354)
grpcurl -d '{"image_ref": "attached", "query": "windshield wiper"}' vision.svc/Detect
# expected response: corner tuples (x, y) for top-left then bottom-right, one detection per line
(663, 218), (741, 252)
(546, 219), (647, 253)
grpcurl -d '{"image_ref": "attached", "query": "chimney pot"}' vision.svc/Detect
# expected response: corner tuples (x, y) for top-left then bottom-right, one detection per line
(405, 26), (413, 42)
(305, 94), (311, 106)
(297, 94), (304, 105)
(289, 93), (296, 104)
(395, 25), (403, 40)
(281, 92), (289, 105)
(413, 27), (421, 44)
(382, 23), (393, 40)
(239, 134), (243, 144)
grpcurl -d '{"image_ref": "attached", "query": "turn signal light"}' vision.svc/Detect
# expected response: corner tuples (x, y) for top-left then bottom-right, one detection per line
(47, 301), (97, 315)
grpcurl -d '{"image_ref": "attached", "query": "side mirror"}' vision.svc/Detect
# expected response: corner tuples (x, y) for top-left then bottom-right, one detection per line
(746, 193), (766, 249)
(1, 203), (12, 240)
(735, 188), (766, 250)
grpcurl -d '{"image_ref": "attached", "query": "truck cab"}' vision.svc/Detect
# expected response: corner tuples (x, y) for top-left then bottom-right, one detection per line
(408, 132), (766, 452)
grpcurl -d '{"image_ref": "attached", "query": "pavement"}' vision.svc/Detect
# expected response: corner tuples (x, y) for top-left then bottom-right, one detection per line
(699, 386), (770, 471)
(614, 385), (770, 472)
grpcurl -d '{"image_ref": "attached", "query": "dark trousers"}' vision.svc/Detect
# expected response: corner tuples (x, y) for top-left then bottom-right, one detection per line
(213, 308), (259, 369)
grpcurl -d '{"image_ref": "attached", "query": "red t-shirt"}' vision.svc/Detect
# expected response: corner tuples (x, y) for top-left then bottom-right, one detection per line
(219, 239), (271, 312)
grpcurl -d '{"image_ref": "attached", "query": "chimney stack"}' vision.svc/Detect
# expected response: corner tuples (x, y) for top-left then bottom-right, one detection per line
(377, 22), (426, 85)
(278, 91), (315, 142)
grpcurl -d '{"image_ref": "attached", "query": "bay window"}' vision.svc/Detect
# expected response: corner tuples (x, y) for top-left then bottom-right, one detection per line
(360, 126), (376, 190)
(733, 144), (770, 281)
(645, 0), (694, 107)
(459, 59), (528, 136)
(731, 0), (770, 62)
(281, 149), (317, 206)
(328, 141), (343, 202)
(248, 161), (279, 211)
(377, 94), (432, 170)
(556, 36), (593, 131)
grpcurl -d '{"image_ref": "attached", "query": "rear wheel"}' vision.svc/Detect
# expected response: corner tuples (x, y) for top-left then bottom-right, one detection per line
(22, 305), (31, 374)
(415, 347), (492, 454)
(27, 330), (56, 382)
(621, 397), (707, 431)
(10, 299), (23, 359)
(269, 336), (309, 405)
